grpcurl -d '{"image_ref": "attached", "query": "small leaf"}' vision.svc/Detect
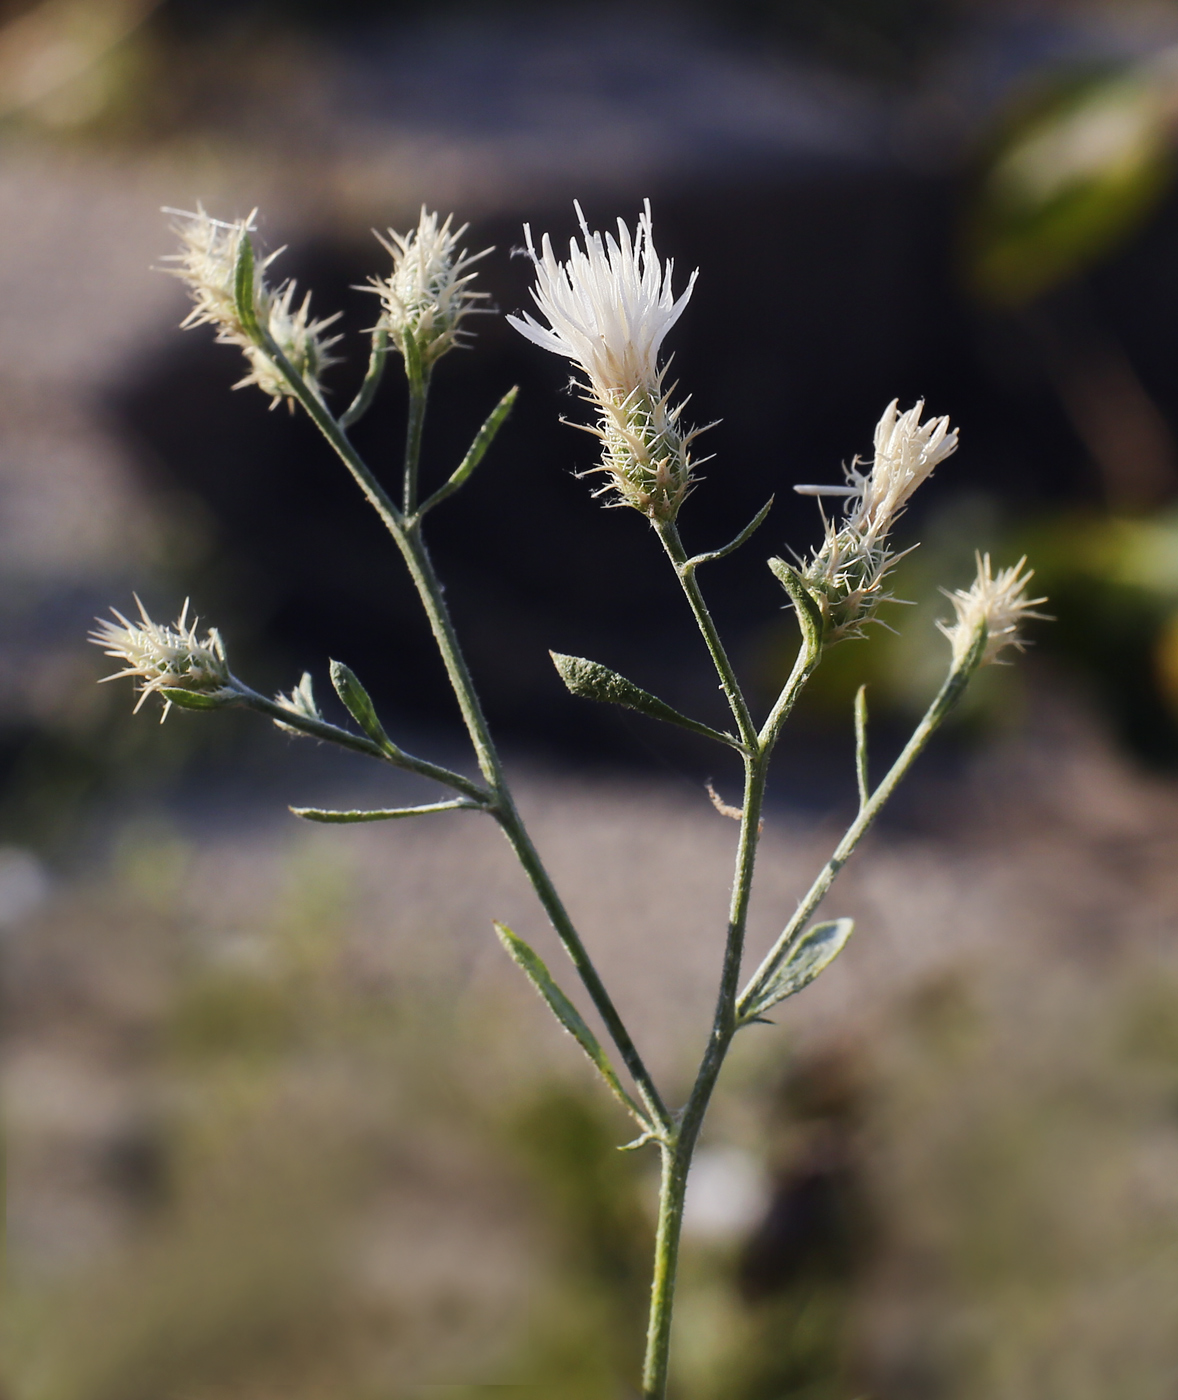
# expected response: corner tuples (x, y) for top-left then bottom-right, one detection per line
(550, 652), (739, 748)
(768, 558), (824, 652)
(686, 496), (774, 569)
(292, 800), (474, 823)
(158, 687), (231, 711)
(329, 660), (391, 749)
(233, 230), (260, 339)
(739, 918), (854, 1023)
(495, 921), (644, 1122)
(418, 386), (519, 516)
(854, 685), (869, 811)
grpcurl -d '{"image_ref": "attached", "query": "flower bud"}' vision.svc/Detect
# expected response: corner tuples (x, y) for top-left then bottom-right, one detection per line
(368, 209), (491, 370)
(90, 598), (238, 722)
(163, 206), (341, 409)
(938, 553), (1049, 668)
(796, 399), (959, 641)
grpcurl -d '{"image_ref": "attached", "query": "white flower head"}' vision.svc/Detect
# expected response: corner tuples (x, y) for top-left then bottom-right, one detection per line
(369, 208), (491, 368)
(508, 200), (702, 521)
(90, 598), (238, 722)
(162, 205), (341, 409)
(796, 399), (960, 641)
(938, 553), (1049, 668)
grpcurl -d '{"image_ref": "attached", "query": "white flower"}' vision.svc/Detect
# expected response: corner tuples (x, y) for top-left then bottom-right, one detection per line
(90, 598), (238, 721)
(796, 399), (960, 641)
(939, 553), (1049, 668)
(162, 206), (340, 408)
(508, 201), (701, 520)
(273, 671), (322, 736)
(369, 209), (491, 368)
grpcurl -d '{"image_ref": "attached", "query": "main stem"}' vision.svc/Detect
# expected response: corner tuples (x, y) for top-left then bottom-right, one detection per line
(643, 521), (779, 1397)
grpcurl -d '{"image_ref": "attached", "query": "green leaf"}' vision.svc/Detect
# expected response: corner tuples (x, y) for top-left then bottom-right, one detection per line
(739, 918), (854, 1023)
(419, 386), (518, 515)
(329, 660), (390, 749)
(494, 921), (644, 1121)
(768, 558), (824, 652)
(291, 800), (475, 823)
(158, 687), (231, 711)
(233, 229), (260, 339)
(549, 652), (739, 749)
(685, 496), (774, 569)
(854, 685), (869, 811)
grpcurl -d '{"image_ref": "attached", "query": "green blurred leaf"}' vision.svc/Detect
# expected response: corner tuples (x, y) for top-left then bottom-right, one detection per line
(964, 69), (1174, 307)
(291, 800), (473, 823)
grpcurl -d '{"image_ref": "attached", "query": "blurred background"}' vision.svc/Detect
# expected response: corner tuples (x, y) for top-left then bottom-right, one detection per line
(7, 0), (1178, 1394)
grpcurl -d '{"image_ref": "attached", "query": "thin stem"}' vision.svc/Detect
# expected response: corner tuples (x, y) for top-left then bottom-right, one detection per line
(738, 639), (982, 1019)
(656, 520), (758, 750)
(643, 1144), (688, 1398)
(403, 372), (430, 514)
(236, 683), (490, 804)
(266, 341), (671, 1134)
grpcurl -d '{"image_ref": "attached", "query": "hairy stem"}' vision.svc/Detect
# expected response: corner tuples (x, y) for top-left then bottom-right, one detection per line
(656, 520), (758, 750)
(269, 342), (671, 1133)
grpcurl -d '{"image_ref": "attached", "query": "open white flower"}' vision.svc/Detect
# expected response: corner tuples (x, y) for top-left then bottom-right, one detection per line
(508, 201), (701, 520)
(939, 553), (1049, 668)
(163, 206), (340, 408)
(796, 399), (960, 641)
(90, 598), (238, 721)
(369, 209), (491, 368)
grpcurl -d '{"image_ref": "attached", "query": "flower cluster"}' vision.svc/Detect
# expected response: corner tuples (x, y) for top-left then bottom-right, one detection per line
(508, 201), (701, 521)
(939, 553), (1049, 668)
(796, 399), (960, 641)
(90, 598), (238, 721)
(368, 209), (491, 370)
(163, 206), (341, 409)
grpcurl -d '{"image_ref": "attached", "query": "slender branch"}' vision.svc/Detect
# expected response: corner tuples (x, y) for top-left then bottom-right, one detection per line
(236, 683), (491, 803)
(737, 631), (985, 1019)
(655, 519), (758, 750)
(854, 685), (869, 812)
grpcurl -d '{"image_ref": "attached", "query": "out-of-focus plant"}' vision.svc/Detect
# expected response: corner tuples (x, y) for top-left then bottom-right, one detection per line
(91, 199), (1045, 1397)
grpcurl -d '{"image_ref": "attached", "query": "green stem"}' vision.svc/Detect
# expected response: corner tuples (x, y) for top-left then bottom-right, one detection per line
(267, 340), (671, 1134)
(403, 372), (430, 514)
(656, 520), (758, 750)
(738, 632), (984, 1019)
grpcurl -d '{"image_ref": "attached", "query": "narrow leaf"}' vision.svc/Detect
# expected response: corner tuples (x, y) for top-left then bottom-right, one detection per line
(420, 387), (518, 516)
(495, 921), (644, 1121)
(854, 685), (869, 811)
(768, 557), (824, 653)
(329, 660), (391, 749)
(739, 918), (854, 1023)
(291, 800), (475, 823)
(158, 686), (230, 711)
(686, 496), (774, 569)
(550, 652), (739, 749)
(233, 230), (260, 339)
(340, 326), (388, 429)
